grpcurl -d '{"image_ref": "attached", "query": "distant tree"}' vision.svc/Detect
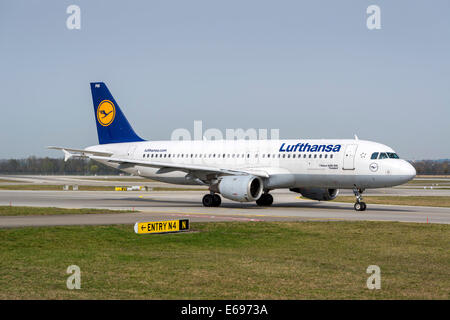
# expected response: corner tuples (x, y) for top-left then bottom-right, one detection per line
(0, 157), (122, 175)
(89, 164), (99, 175)
(410, 160), (450, 175)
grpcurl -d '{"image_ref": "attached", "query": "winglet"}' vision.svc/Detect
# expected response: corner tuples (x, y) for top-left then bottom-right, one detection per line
(62, 149), (73, 162)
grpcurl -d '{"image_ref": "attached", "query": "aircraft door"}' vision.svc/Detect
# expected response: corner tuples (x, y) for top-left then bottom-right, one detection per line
(343, 144), (358, 170)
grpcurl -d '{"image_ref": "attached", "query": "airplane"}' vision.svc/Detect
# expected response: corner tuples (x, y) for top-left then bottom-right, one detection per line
(49, 82), (416, 211)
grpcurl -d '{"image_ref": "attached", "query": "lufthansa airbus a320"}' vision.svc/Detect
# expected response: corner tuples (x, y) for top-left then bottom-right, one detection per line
(50, 83), (416, 211)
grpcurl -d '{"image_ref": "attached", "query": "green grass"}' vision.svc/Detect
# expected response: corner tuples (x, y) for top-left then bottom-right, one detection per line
(332, 196), (450, 208)
(0, 206), (133, 216)
(80, 177), (155, 182)
(151, 187), (207, 191)
(406, 180), (450, 185)
(399, 187), (450, 190)
(0, 221), (448, 299)
(0, 184), (116, 191)
(0, 178), (21, 183)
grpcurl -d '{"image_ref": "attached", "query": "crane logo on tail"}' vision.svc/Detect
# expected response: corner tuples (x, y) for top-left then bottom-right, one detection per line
(97, 100), (116, 126)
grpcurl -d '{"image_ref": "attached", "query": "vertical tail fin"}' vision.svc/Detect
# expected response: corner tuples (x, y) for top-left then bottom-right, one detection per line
(90, 82), (144, 144)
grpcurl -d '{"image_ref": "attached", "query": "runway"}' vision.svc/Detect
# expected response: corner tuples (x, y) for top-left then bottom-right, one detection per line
(0, 189), (449, 227)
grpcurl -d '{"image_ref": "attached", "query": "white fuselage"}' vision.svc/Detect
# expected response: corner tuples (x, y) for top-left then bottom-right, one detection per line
(87, 138), (416, 190)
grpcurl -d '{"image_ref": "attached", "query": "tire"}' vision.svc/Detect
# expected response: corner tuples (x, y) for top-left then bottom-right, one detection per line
(202, 194), (214, 207)
(354, 202), (362, 211)
(212, 194), (221, 207)
(264, 194), (273, 206)
(256, 194), (273, 206)
(360, 202), (367, 211)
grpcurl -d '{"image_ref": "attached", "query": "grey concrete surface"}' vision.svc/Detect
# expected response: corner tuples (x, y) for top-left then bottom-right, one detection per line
(0, 189), (449, 226)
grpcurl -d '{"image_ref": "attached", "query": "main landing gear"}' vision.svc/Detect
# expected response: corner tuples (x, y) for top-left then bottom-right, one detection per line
(353, 187), (366, 211)
(202, 193), (221, 207)
(256, 193), (273, 206)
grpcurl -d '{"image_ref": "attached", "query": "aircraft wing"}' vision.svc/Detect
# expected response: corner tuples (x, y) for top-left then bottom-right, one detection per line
(88, 155), (270, 181)
(48, 147), (270, 182)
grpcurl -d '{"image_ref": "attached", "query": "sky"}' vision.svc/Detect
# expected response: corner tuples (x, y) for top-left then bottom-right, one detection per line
(0, 0), (449, 160)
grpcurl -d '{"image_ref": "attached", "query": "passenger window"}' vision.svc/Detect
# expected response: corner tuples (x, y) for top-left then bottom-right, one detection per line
(379, 153), (388, 159)
(314, 154), (317, 158)
(371, 152), (379, 160)
(330, 155), (333, 159)
(324, 154), (327, 158)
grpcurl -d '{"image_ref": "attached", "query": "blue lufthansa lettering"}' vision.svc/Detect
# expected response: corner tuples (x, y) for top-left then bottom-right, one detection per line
(279, 143), (342, 152)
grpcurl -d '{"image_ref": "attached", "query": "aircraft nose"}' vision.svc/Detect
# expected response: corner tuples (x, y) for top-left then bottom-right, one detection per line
(402, 161), (416, 181)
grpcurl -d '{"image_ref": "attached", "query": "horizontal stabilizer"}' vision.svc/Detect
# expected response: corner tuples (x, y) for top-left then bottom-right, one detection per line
(47, 146), (113, 162)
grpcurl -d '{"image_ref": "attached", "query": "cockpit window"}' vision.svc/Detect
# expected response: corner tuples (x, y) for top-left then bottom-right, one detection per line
(372, 152), (400, 159)
(387, 152), (399, 159)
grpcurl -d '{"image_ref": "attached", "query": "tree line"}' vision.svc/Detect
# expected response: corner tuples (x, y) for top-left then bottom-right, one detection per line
(411, 160), (449, 175)
(0, 157), (448, 175)
(0, 157), (121, 175)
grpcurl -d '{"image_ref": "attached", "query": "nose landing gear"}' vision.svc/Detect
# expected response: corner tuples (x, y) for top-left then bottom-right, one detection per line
(353, 187), (367, 211)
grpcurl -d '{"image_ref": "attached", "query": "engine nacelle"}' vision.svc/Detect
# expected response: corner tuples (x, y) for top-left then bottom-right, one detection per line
(218, 175), (264, 202)
(290, 188), (339, 201)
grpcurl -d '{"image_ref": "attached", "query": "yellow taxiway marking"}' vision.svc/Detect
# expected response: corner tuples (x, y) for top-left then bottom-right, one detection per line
(135, 209), (351, 221)
(136, 209), (266, 218)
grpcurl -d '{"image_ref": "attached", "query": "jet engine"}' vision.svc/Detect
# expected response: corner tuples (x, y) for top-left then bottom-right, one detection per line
(290, 188), (339, 201)
(218, 175), (264, 202)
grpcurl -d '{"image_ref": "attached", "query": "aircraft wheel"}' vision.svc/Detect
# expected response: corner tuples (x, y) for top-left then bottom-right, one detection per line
(256, 193), (273, 206)
(354, 202), (367, 211)
(212, 194), (221, 207)
(360, 202), (367, 211)
(202, 194), (214, 207)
